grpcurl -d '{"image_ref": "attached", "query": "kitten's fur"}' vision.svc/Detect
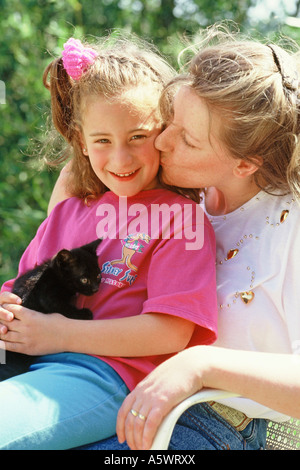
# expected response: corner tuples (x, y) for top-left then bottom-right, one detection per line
(0, 239), (102, 381)
(13, 239), (102, 320)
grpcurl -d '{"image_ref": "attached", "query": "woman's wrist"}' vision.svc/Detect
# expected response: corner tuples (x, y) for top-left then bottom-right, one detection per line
(191, 345), (237, 392)
(173, 346), (214, 393)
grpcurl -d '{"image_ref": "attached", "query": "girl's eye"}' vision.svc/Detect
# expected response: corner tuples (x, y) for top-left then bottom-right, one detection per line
(131, 134), (146, 141)
(93, 137), (111, 144)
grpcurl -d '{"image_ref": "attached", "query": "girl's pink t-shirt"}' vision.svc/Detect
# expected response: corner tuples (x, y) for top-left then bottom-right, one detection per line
(2, 189), (218, 390)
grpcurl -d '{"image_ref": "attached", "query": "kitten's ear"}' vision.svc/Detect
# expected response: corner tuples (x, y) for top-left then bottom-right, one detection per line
(83, 238), (102, 254)
(53, 249), (73, 267)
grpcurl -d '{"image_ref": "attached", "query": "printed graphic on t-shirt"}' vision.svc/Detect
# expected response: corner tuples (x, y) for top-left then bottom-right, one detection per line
(101, 233), (151, 288)
(111, 233), (151, 272)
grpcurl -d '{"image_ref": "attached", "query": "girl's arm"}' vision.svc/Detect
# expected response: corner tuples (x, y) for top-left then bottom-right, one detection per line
(64, 312), (195, 357)
(0, 304), (195, 357)
(116, 345), (300, 450)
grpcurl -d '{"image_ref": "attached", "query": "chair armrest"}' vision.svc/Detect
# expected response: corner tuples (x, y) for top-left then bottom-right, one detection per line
(150, 389), (240, 450)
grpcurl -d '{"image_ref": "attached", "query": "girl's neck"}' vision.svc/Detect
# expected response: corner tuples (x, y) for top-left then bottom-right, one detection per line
(205, 184), (261, 216)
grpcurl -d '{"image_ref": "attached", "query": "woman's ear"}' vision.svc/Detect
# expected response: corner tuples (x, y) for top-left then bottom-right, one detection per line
(233, 157), (262, 178)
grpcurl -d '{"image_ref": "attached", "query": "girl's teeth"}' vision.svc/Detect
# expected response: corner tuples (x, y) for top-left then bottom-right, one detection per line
(115, 171), (136, 177)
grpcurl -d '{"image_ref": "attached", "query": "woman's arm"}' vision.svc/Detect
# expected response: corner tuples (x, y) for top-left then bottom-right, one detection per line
(116, 345), (300, 450)
(0, 303), (195, 357)
(48, 163), (72, 215)
(200, 347), (300, 417)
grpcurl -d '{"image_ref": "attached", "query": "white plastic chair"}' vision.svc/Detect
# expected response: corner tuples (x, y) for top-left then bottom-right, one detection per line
(150, 388), (300, 450)
(150, 389), (239, 450)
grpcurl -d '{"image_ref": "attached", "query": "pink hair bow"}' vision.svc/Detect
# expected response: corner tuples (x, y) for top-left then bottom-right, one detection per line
(62, 38), (97, 80)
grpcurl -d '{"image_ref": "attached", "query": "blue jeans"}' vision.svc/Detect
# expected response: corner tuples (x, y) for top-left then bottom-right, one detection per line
(81, 402), (267, 450)
(0, 352), (129, 450)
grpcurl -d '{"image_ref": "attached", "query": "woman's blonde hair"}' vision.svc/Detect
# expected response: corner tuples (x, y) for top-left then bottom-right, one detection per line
(43, 34), (200, 203)
(161, 25), (300, 199)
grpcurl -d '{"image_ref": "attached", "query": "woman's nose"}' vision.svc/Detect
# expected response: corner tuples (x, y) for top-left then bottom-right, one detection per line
(155, 126), (173, 152)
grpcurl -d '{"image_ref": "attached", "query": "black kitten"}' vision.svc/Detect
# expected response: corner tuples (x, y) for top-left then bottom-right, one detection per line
(0, 239), (102, 381)
(12, 238), (102, 320)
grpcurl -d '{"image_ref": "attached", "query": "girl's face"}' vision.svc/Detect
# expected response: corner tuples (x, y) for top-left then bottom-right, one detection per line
(155, 86), (237, 191)
(80, 95), (161, 197)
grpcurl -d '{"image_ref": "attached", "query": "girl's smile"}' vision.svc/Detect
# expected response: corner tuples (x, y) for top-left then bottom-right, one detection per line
(109, 168), (141, 180)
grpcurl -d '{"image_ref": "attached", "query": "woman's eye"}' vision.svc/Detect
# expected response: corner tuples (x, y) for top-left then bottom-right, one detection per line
(181, 132), (195, 148)
(97, 139), (110, 144)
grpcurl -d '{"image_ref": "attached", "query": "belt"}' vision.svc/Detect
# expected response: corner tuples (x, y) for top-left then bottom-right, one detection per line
(208, 401), (253, 432)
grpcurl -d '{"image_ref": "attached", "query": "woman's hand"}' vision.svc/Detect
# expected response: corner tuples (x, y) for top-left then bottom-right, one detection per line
(0, 302), (67, 356)
(116, 347), (206, 450)
(116, 345), (300, 450)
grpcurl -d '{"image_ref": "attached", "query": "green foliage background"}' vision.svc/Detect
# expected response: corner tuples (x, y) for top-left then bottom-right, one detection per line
(1, 0), (300, 284)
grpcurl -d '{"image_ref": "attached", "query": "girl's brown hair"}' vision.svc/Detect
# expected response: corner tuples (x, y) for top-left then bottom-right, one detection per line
(43, 34), (200, 203)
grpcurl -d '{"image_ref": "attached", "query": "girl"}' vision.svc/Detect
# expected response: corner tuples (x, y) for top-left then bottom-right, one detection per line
(0, 35), (217, 449)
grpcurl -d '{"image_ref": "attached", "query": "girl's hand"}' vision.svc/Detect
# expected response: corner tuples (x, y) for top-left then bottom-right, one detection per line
(0, 292), (22, 334)
(0, 302), (67, 356)
(116, 347), (206, 450)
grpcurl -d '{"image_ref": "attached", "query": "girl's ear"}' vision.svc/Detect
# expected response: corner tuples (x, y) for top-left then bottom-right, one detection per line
(77, 127), (88, 156)
(233, 157), (262, 178)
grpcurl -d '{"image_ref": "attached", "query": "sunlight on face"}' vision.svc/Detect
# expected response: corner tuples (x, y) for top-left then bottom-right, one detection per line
(80, 94), (162, 197)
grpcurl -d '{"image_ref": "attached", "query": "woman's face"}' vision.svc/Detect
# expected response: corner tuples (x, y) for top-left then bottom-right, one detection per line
(156, 86), (237, 191)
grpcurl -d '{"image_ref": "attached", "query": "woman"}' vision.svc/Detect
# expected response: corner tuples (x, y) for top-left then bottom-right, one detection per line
(114, 27), (300, 450)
